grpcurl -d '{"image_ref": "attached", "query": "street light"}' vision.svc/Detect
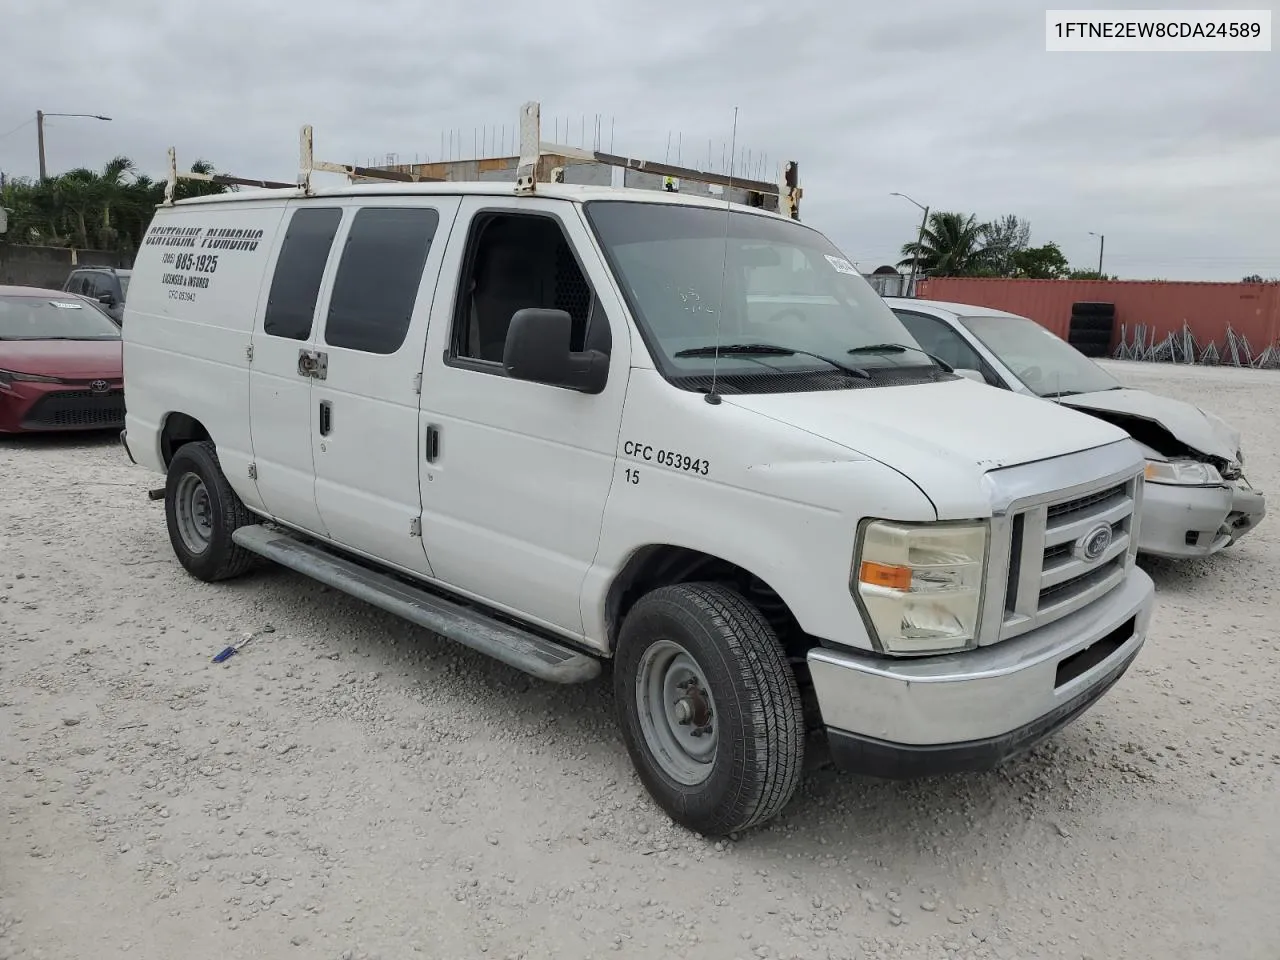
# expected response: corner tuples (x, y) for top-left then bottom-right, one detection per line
(36, 111), (113, 181)
(891, 192), (930, 297)
(1088, 231), (1105, 276)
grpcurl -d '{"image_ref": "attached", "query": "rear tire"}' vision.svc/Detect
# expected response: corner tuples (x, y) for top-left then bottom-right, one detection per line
(613, 582), (804, 835)
(165, 441), (257, 582)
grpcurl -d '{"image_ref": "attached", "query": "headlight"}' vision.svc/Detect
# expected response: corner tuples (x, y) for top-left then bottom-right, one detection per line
(0, 369), (63, 386)
(1144, 459), (1222, 486)
(852, 520), (988, 656)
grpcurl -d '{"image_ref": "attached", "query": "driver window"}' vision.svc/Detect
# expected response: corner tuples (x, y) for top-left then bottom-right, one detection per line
(450, 212), (607, 367)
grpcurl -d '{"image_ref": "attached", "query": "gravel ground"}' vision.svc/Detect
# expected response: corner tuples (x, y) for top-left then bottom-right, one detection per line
(2, 360), (1277, 960)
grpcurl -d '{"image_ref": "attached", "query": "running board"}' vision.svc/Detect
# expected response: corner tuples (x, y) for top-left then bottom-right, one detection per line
(231, 525), (600, 684)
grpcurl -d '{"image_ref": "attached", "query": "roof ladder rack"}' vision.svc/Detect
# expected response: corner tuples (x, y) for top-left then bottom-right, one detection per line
(161, 100), (801, 219)
(298, 125), (446, 195)
(161, 126), (447, 205)
(162, 147), (295, 205)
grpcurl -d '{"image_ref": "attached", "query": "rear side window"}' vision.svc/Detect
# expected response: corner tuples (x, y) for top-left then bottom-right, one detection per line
(324, 207), (439, 354)
(264, 207), (342, 340)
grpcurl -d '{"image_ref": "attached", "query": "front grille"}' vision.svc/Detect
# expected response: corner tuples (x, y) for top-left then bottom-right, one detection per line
(995, 471), (1141, 642)
(1046, 483), (1127, 522)
(21, 389), (125, 429)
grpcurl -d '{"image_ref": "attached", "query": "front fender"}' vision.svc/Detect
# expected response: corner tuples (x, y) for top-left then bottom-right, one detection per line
(581, 456), (937, 652)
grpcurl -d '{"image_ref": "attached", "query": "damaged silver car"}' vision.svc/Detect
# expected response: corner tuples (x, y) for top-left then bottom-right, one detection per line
(886, 298), (1266, 559)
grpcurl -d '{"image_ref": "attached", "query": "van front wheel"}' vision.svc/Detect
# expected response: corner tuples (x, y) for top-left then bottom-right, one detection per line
(614, 582), (804, 835)
(164, 441), (256, 582)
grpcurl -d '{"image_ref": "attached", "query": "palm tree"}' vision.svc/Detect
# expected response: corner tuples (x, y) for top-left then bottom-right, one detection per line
(897, 211), (994, 277)
(97, 155), (137, 247)
(53, 167), (99, 247)
(0, 176), (59, 244)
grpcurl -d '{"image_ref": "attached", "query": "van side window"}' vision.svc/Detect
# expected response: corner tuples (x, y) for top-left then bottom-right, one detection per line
(450, 212), (606, 366)
(264, 207), (342, 340)
(323, 207), (439, 355)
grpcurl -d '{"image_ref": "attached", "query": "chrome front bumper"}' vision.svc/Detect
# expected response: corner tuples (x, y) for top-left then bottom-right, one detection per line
(1138, 478), (1266, 558)
(808, 567), (1154, 778)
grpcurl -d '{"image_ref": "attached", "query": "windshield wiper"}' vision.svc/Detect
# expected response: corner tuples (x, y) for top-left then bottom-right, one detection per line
(846, 342), (954, 372)
(675, 343), (870, 378)
(1041, 389), (1083, 398)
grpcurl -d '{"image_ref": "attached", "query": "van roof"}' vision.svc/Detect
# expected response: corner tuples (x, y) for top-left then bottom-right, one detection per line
(170, 180), (795, 220)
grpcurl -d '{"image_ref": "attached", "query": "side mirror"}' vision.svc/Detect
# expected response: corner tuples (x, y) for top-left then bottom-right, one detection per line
(954, 368), (986, 383)
(98, 293), (117, 307)
(502, 308), (609, 394)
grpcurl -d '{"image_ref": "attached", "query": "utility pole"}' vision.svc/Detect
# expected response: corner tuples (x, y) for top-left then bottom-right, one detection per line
(36, 111), (46, 181)
(1089, 231), (1105, 276)
(36, 111), (113, 181)
(892, 192), (930, 297)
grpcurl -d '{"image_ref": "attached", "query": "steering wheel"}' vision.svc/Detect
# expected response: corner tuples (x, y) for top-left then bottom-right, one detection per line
(761, 307), (806, 325)
(1018, 365), (1044, 383)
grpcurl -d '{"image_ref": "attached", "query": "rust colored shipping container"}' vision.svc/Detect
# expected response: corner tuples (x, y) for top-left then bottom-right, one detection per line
(914, 278), (1280, 351)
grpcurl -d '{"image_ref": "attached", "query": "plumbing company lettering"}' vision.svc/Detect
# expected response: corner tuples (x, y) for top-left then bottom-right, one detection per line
(143, 223), (266, 303)
(142, 224), (264, 251)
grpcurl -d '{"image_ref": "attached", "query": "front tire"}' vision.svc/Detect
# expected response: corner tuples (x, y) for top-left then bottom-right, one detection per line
(614, 582), (805, 835)
(164, 441), (256, 582)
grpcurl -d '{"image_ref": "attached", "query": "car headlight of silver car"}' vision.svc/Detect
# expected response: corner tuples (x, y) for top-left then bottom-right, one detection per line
(1143, 459), (1222, 486)
(852, 520), (989, 656)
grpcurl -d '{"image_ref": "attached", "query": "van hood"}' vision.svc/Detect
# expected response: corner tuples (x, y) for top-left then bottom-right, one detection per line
(1059, 388), (1240, 463)
(723, 377), (1130, 517)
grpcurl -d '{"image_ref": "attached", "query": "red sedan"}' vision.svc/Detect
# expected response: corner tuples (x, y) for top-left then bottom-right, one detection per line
(0, 285), (125, 434)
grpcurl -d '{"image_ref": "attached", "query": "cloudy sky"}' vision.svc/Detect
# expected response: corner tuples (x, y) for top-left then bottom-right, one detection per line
(2, 0), (1276, 280)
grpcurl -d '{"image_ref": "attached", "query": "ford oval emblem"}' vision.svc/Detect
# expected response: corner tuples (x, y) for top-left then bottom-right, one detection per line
(1074, 523), (1114, 563)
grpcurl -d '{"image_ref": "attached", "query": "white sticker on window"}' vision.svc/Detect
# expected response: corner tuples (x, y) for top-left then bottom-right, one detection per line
(49, 301), (84, 309)
(824, 255), (859, 276)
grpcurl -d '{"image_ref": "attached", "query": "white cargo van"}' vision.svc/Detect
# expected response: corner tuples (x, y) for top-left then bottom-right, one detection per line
(120, 104), (1155, 834)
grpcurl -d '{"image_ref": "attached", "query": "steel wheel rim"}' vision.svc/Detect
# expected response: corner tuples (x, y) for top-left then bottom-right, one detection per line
(635, 638), (717, 786)
(174, 472), (213, 555)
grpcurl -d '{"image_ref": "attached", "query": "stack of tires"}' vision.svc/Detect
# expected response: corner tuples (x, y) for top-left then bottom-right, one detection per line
(1067, 302), (1116, 357)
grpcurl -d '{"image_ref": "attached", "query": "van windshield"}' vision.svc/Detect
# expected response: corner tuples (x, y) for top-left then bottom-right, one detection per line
(584, 201), (944, 392)
(959, 314), (1120, 398)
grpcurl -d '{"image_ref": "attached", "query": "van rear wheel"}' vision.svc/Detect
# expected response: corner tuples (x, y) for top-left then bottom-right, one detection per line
(165, 441), (256, 582)
(614, 582), (804, 835)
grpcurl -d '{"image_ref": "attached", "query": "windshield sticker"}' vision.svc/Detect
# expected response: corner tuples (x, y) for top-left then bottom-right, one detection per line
(824, 255), (859, 276)
(49, 301), (84, 309)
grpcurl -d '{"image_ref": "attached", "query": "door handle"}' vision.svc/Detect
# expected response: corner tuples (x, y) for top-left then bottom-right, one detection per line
(319, 400), (333, 436)
(425, 424), (440, 462)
